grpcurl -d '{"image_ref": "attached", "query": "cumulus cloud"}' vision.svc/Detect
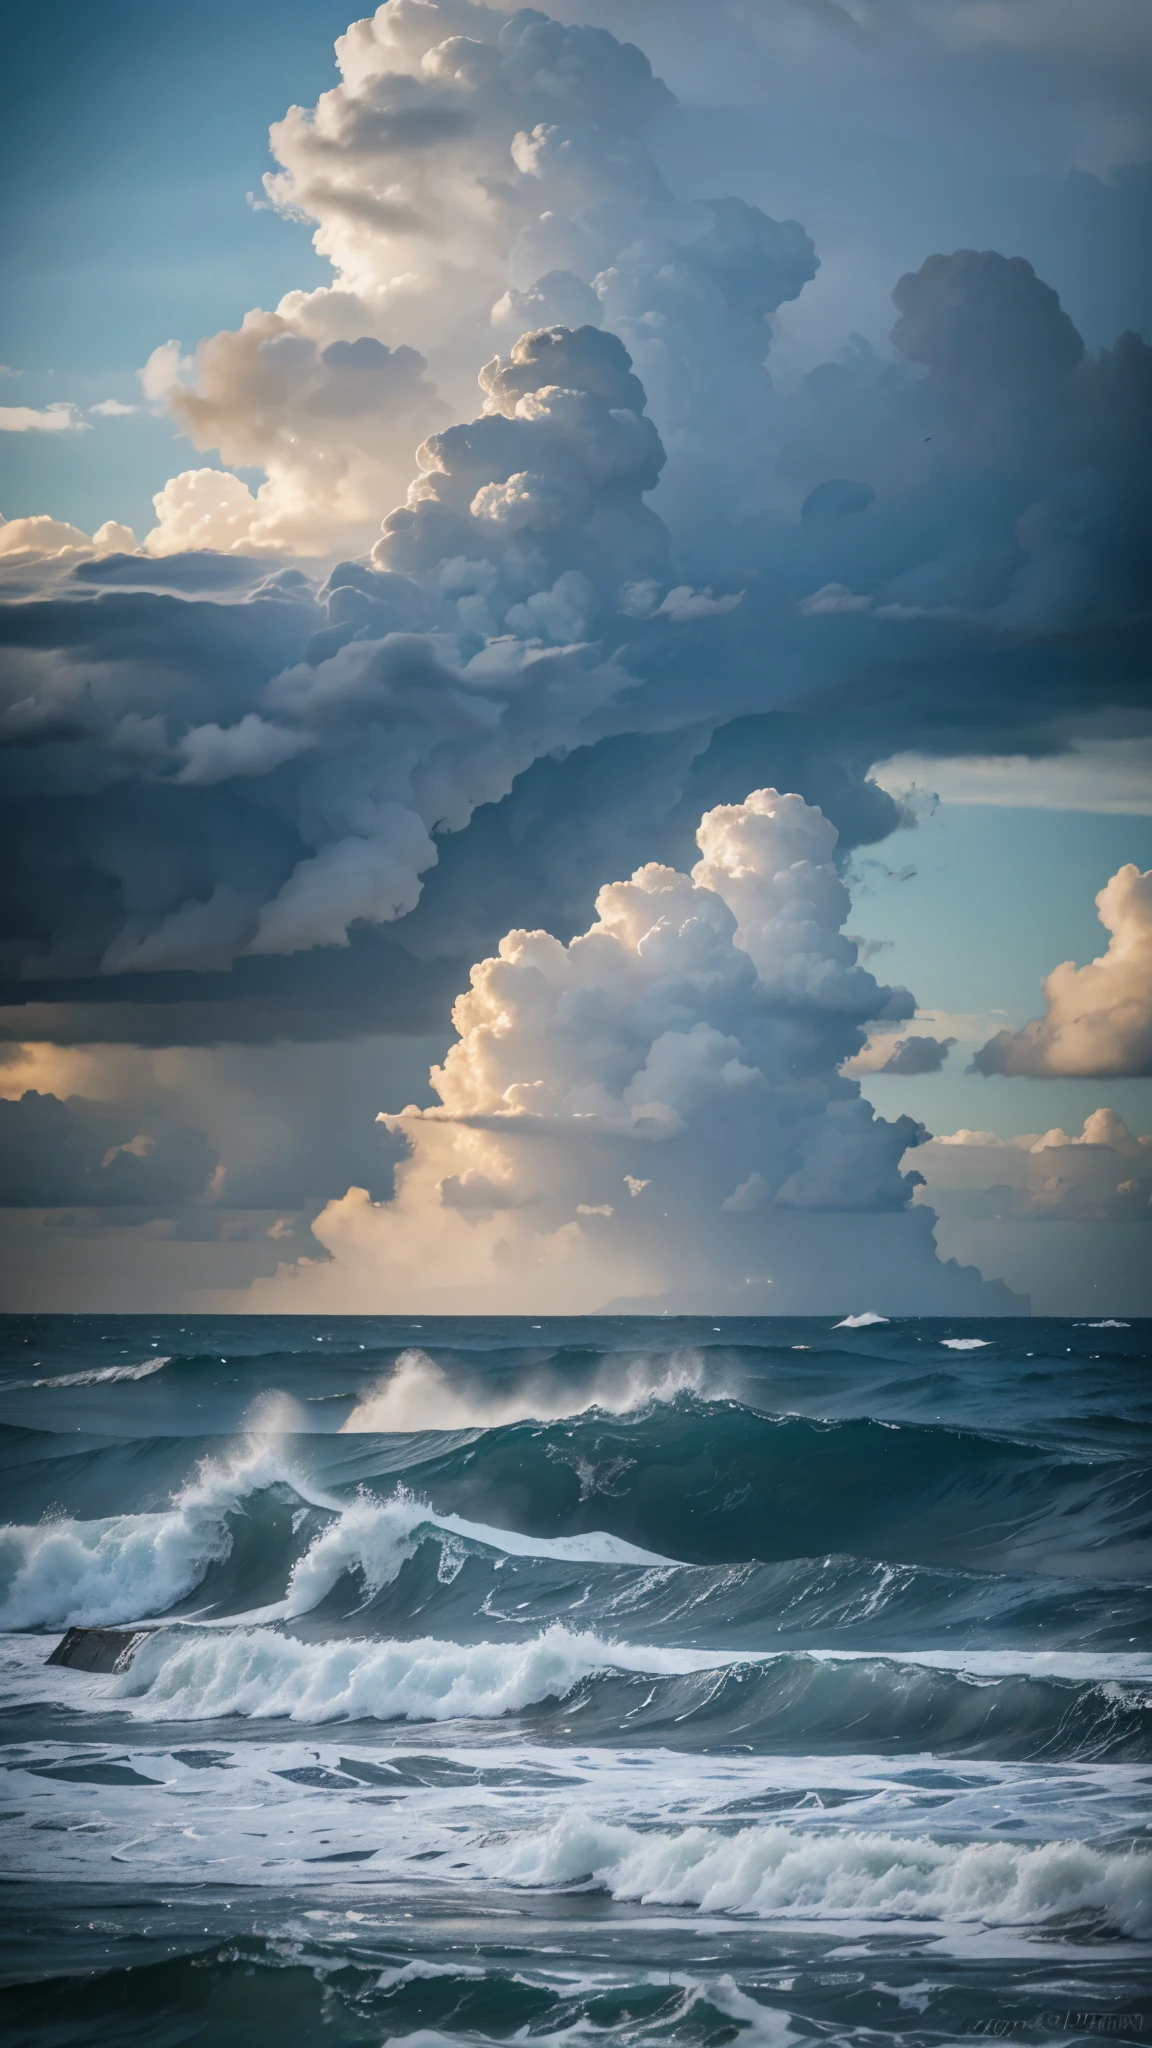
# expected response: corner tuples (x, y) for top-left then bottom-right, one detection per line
(0, 515), (137, 564)
(916, 1107), (1152, 1222)
(116, 2), (823, 553)
(251, 787), (1017, 1313)
(973, 864), (1152, 1076)
(143, 329), (439, 557)
(0, 5), (1149, 1064)
(0, 325), (673, 980)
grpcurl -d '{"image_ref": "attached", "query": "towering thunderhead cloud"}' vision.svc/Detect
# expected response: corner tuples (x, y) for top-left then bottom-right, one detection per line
(254, 788), (1021, 1314)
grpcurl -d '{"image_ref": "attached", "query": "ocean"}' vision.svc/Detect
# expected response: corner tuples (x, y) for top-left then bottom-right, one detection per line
(0, 1313), (1149, 2045)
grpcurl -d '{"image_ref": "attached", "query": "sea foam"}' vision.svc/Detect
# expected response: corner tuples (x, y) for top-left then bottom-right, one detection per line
(498, 1810), (1152, 1935)
(0, 1444), (338, 1630)
(111, 1622), (724, 1722)
(339, 1346), (708, 1433)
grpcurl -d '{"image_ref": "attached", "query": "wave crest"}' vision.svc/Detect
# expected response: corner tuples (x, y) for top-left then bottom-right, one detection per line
(338, 1347), (709, 1433)
(498, 1811), (1152, 1935)
(0, 1443), (337, 1631)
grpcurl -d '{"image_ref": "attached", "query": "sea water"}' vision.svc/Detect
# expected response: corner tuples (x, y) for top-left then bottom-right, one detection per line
(0, 1314), (1149, 2044)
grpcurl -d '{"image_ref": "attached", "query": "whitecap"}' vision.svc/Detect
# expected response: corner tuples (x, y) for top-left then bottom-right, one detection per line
(339, 1346), (708, 1434)
(495, 1809), (1152, 1936)
(108, 1623), (736, 1723)
(7, 1356), (172, 1391)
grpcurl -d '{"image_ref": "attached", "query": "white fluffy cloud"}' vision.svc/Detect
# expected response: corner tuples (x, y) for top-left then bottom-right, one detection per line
(143, 327), (439, 557)
(129, 0), (815, 556)
(974, 864), (1152, 1076)
(916, 1107), (1152, 1221)
(0, 514), (137, 562)
(251, 786), (1016, 1313)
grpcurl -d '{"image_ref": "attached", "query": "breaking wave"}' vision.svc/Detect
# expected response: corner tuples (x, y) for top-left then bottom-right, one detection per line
(339, 1345), (710, 1432)
(0, 1443), (338, 1630)
(15, 1623), (1142, 1761)
(497, 1810), (1152, 1935)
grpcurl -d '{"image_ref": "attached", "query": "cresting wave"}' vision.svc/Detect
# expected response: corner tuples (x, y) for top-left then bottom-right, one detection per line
(495, 1811), (1152, 1936)
(0, 1443), (668, 1631)
(107, 1620), (712, 1722)
(11, 1623), (1145, 1761)
(3, 1388), (1149, 1632)
(0, 1444), (340, 1630)
(338, 1346), (711, 1431)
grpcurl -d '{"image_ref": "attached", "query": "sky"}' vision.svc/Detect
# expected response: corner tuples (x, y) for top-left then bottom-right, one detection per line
(0, 0), (1149, 1315)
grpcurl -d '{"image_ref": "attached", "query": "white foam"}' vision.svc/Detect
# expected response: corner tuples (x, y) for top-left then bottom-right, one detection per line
(0, 1443), (339, 1631)
(11, 1623), (1150, 1723)
(497, 1811), (1152, 1935)
(8, 1356), (171, 1391)
(941, 1338), (990, 1350)
(279, 1490), (670, 1620)
(111, 1623), (733, 1723)
(833, 1314), (888, 1329)
(1088, 1320), (1129, 1328)
(339, 1346), (708, 1433)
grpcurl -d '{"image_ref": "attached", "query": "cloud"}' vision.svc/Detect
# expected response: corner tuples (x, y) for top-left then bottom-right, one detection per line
(872, 739), (1152, 816)
(143, 329), (440, 557)
(0, 6), (1149, 1060)
(174, 713), (318, 786)
(915, 1107), (1152, 1221)
(0, 514), (138, 566)
(121, 4), (820, 553)
(0, 403), (86, 433)
(89, 399), (137, 418)
(848, 1033), (956, 1077)
(0, 322), (665, 981)
(0, 1088), (217, 1207)
(973, 863), (1152, 1076)
(250, 786), (1017, 1314)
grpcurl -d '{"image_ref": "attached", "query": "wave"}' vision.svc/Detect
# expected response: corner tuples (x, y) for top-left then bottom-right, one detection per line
(3, 1398), (1148, 1634)
(27, 1625), (1143, 1760)
(109, 1621), (706, 1723)
(8, 1440), (1147, 1654)
(338, 1346), (710, 1432)
(0, 1939), (791, 2048)
(496, 1810), (1152, 1936)
(0, 1444), (340, 1630)
(328, 1399), (1152, 1575)
(6, 1356), (171, 1391)
(0, 1439), (670, 1631)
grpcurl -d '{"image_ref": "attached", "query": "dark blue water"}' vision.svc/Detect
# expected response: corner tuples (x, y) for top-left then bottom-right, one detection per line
(1, 1314), (1150, 2045)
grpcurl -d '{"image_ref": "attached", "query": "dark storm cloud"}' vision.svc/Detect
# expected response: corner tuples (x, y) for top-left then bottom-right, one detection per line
(0, 1089), (217, 1206)
(876, 1035), (956, 1076)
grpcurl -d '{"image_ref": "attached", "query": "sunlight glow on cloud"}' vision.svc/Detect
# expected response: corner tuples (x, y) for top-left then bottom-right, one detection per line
(974, 865), (1152, 1077)
(250, 786), (1016, 1314)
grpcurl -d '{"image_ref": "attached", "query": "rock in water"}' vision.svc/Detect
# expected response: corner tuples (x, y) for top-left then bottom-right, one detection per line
(46, 1627), (151, 1673)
